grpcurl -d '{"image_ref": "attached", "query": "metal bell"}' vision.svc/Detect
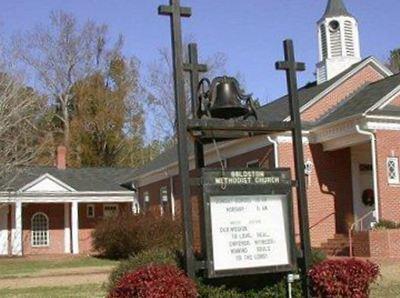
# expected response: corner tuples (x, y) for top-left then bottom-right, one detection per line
(209, 76), (250, 119)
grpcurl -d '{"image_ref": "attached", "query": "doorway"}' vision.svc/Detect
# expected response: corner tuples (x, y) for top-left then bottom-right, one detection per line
(351, 144), (375, 230)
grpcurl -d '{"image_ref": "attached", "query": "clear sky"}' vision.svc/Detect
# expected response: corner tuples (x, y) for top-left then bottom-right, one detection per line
(1, 0), (399, 103)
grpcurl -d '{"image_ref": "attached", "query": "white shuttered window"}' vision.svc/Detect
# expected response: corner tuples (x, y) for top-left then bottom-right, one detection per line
(387, 157), (400, 184)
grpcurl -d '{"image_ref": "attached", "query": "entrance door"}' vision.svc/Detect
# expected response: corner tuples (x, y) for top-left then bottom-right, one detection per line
(354, 164), (375, 230)
(0, 206), (8, 255)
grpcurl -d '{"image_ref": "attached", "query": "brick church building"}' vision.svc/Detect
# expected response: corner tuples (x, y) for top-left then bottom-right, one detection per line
(133, 0), (400, 253)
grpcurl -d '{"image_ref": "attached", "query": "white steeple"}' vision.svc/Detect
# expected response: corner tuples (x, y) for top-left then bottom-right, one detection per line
(316, 0), (361, 84)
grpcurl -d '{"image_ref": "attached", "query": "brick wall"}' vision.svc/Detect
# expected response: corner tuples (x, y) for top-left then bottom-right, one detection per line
(278, 143), (353, 247)
(302, 65), (384, 122)
(23, 203), (65, 255)
(139, 141), (355, 249)
(389, 94), (400, 106)
(22, 202), (131, 255)
(79, 202), (131, 254)
(353, 230), (400, 259)
(139, 145), (276, 253)
(375, 130), (400, 221)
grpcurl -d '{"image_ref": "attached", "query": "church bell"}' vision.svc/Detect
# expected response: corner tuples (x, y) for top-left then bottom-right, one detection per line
(198, 76), (255, 120)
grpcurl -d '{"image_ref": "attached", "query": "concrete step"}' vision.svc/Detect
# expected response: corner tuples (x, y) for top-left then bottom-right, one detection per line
(319, 234), (350, 256)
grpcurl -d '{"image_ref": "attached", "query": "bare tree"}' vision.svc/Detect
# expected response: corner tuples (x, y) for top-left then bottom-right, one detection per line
(0, 73), (43, 188)
(146, 42), (228, 141)
(14, 11), (122, 148)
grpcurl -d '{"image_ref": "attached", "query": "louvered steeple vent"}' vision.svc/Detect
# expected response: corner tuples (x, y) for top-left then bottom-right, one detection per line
(316, 0), (361, 84)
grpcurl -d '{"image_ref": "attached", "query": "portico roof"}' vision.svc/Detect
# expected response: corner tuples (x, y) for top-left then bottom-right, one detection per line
(1, 166), (136, 193)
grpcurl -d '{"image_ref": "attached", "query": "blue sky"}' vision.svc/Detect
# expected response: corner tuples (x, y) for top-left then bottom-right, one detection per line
(1, 0), (399, 103)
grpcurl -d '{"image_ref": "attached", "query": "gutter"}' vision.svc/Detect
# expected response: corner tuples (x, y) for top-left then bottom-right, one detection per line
(267, 136), (279, 167)
(355, 125), (380, 222)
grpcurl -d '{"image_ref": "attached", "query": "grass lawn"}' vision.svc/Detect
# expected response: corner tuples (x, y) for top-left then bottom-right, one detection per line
(0, 256), (118, 278)
(370, 261), (400, 298)
(0, 283), (106, 297)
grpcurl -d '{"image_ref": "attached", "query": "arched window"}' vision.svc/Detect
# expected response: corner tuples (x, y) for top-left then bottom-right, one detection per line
(31, 212), (49, 247)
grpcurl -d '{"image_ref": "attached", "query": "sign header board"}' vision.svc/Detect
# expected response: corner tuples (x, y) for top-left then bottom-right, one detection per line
(203, 168), (295, 278)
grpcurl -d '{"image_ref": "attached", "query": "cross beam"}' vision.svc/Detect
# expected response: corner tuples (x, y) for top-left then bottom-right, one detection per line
(158, 0), (195, 278)
(158, 1), (191, 17)
(184, 43), (207, 169)
(276, 39), (312, 298)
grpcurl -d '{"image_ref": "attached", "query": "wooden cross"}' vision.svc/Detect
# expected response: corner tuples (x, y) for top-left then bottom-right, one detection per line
(184, 43), (207, 169)
(159, 0), (191, 18)
(159, 0), (195, 278)
(276, 39), (312, 298)
(184, 43), (208, 116)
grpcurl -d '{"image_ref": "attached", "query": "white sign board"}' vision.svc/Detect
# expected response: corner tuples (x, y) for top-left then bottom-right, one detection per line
(209, 194), (291, 272)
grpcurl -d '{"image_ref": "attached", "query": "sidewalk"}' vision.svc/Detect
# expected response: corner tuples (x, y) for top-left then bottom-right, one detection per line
(0, 266), (114, 289)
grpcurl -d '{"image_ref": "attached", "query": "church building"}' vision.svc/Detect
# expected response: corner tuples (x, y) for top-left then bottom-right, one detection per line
(133, 0), (400, 255)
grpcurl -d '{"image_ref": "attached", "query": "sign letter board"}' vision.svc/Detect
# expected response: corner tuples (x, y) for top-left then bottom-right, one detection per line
(203, 168), (296, 278)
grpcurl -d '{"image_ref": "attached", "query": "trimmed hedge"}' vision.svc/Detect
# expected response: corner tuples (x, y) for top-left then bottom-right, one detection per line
(309, 258), (380, 297)
(108, 264), (198, 298)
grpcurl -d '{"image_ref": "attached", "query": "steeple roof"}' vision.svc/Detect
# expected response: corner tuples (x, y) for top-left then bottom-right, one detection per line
(320, 0), (353, 21)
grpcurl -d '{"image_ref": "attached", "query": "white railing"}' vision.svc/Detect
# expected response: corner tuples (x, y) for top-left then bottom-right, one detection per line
(348, 210), (375, 257)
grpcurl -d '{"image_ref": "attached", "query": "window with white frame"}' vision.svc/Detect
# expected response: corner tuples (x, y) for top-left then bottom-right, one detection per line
(160, 187), (169, 215)
(387, 157), (400, 184)
(86, 204), (95, 218)
(143, 191), (150, 211)
(31, 212), (49, 247)
(246, 160), (259, 168)
(103, 204), (118, 217)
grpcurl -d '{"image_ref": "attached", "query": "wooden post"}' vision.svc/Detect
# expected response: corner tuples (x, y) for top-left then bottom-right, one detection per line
(276, 39), (312, 298)
(158, 0), (195, 277)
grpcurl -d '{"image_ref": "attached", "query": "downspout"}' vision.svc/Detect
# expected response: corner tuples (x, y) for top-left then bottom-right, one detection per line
(267, 136), (279, 167)
(355, 125), (380, 222)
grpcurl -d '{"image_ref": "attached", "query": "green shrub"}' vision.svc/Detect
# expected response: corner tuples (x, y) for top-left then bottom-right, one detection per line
(374, 219), (400, 230)
(311, 248), (327, 266)
(108, 248), (180, 291)
(196, 275), (302, 298)
(92, 209), (182, 259)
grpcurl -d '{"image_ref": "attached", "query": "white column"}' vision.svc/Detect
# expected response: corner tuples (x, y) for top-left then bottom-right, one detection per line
(71, 201), (79, 254)
(170, 177), (175, 220)
(64, 203), (71, 254)
(11, 200), (22, 256)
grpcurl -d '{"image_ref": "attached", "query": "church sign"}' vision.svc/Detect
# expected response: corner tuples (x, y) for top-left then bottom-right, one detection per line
(202, 169), (296, 278)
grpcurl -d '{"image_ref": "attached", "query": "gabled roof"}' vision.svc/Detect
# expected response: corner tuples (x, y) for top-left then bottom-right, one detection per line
(320, 0), (353, 21)
(316, 73), (400, 125)
(2, 167), (136, 192)
(257, 57), (368, 122)
(132, 142), (193, 179)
